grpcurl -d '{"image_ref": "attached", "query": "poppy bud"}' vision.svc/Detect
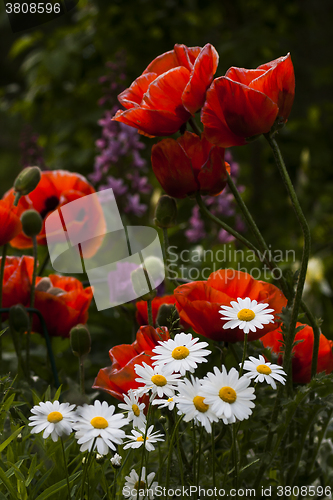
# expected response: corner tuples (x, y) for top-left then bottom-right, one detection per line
(156, 304), (178, 327)
(9, 304), (30, 334)
(70, 324), (91, 358)
(154, 195), (177, 228)
(21, 209), (43, 238)
(13, 166), (41, 205)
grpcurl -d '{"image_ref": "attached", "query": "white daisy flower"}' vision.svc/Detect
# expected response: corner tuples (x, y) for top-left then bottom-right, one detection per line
(123, 467), (158, 499)
(151, 332), (211, 376)
(134, 362), (181, 398)
(123, 425), (164, 452)
(174, 377), (219, 433)
(219, 297), (275, 334)
(73, 400), (128, 455)
(118, 389), (146, 428)
(242, 355), (287, 389)
(28, 400), (76, 442)
(151, 396), (175, 410)
(200, 366), (256, 424)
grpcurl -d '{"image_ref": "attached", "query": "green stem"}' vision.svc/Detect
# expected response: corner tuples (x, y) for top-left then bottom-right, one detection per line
(196, 427), (203, 496)
(188, 117), (202, 136)
(232, 424), (238, 500)
(192, 423), (196, 485)
(165, 415), (184, 500)
(147, 299), (153, 327)
(80, 437), (97, 500)
(0, 243), (8, 365)
(37, 252), (50, 276)
(79, 357), (85, 395)
(239, 334), (248, 377)
(265, 134), (311, 384)
(174, 409), (184, 487)
(26, 235), (38, 378)
(60, 438), (71, 499)
(196, 193), (261, 256)
(212, 422), (216, 496)
(137, 403), (152, 500)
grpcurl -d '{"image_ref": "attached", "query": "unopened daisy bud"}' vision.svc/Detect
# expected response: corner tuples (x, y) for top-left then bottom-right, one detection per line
(156, 304), (178, 327)
(9, 304), (30, 334)
(154, 195), (177, 228)
(13, 166), (41, 204)
(158, 415), (167, 424)
(95, 453), (105, 464)
(70, 324), (91, 358)
(17, 433), (23, 443)
(110, 453), (122, 468)
(21, 209), (43, 238)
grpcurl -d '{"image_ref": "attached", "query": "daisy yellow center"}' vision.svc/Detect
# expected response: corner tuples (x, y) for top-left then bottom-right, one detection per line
(134, 481), (146, 490)
(167, 398), (173, 402)
(256, 364), (272, 375)
(151, 374), (167, 386)
(132, 404), (140, 417)
(90, 416), (108, 429)
(136, 436), (144, 442)
(237, 308), (255, 322)
(172, 346), (190, 360)
(47, 411), (63, 423)
(193, 396), (209, 413)
(219, 386), (237, 404)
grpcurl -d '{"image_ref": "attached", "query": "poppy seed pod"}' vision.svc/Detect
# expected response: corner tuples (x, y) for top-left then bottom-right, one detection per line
(9, 304), (30, 334)
(154, 195), (177, 228)
(70, 324), (91, 358)
(14, 166), (41, 196)
(21, 209), (43, 237)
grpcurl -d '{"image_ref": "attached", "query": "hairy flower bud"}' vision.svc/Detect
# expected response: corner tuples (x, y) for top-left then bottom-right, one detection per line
(13, 166), (41, 205)
(21, 209), (43, 237)
(131, 267), (157, 301)
(70, 324), (91, 358)
(154, 195), (177, 228)
(9, 304), (30, 334)
(156, 304), (178, 328)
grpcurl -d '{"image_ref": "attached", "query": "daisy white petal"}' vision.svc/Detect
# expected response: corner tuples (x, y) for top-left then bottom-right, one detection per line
(152, 333), (211, 375)
(174, 376), (218, 433)
(134, 362), (181, 398)
(200, 366), (256, 424)
(123, 467), (159, 499)
(219, 297), (275, 334)
(28, 400), (76, 442)
(73, 400), (129, 455)
(242, 355), (287, 389)
(123, 425), (164, 452)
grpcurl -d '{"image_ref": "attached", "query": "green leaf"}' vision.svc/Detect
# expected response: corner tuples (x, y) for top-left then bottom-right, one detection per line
(0, 465), (17, 498)
(0, 426), (24, 454)
(35, 471), (82, 500)
(0, 328), (8, 338)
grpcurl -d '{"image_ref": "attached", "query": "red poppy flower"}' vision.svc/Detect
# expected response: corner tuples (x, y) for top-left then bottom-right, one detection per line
(113, 43), (219, 137)
(261, 323), (333, 384)
(0, 200), (22, 247)
(93, 325), (170, 401)
(32, 275), (93, 337)
(201, 54), (295, 147)
(0, 256), (33, 308)
(2, 170), (105, 258)
(174, 269), (287, 342)
(151, 132), (229, 198)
